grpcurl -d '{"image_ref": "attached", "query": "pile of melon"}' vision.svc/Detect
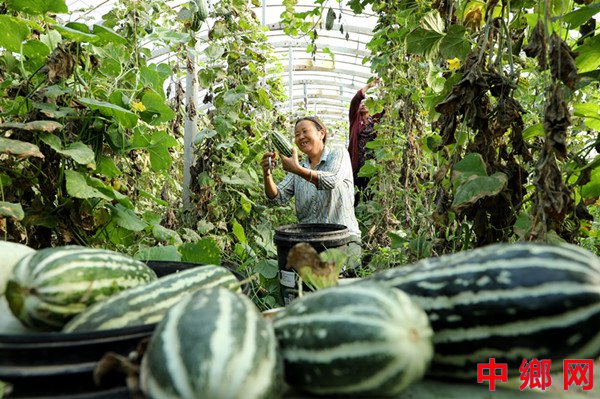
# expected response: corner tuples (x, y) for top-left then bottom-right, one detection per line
(2, 240), (600, 398)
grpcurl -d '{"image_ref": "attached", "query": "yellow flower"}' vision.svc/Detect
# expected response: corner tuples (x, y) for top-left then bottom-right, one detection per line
(131, 100), (146, 112)
(447, 58), (461, 72)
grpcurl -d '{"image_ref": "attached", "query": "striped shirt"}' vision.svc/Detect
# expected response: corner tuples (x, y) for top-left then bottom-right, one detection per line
(271, 145), (361, 239)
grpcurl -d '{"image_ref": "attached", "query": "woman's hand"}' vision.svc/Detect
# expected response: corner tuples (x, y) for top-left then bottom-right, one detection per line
(362, 76), (381, 94)
(261, 151), (276, 176)
(280, 148), (301, 174)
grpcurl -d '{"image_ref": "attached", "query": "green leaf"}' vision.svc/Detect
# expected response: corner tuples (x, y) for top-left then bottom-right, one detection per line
(22, 40), (50, 60)
(79, 98), (138, 129)
(581, 166), (600, 199)
(421, 11), (445, 34)
(221, 169), (256, 186)
(451, 153), (508, 211)
(132, 130), (177, 172)
(96, 156), (121, 178)
(0, 137), (44, 158)
(440, 25), (471, 60)
(573, 103), (600, 130)
(0, 174), (13, 187)
(405, 27), (443, 58)
(320, 248), (349, 272)
(134, 246), (181, 261)
(223, 90), (247, 105)
(138, 189), (169, 206)
(388, 230), (408, 249)
(140, 67), (166, 97)
(513, 212), (533, 239)
(255, 259), (278, 279)
(205, 43), (225, 59)
(5, 0), (68, 15)
(152, 225), (183, 245)
(65, 22), (90, 33)
(0, 16), (30, 52)
(357, 160), (378, 178)
(109, 203), (148, 231)
(364, 97), (385, 114)
(39, 29), (61, 50)
(92, 24), (128, 45)
(562, 3), (600, 29)
(451, 153), (488, 189)
(140, 90), (175, 125)
(232, 219), (247, 244)
(256, 88), (272, 109)
(0, 201), (24, 220)
(65, 170), (111, 200)
(576, 34), (600, 73)
(53, 25), (99, 43)
(522, 123), (545, 140)
(179, 239), (222, 265)
(452, 172), (508, 212)
(40, 134), (95, 167)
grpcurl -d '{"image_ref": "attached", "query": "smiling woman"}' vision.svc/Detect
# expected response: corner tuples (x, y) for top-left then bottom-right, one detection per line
(261, 116), (361, 269)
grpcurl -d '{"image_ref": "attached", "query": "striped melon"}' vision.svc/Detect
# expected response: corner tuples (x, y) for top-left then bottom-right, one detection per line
(272, 131), (293, 157)
(0, 241), (35, 296)
(363, 242), (600, 380)
(5, 245), (157, 331)
(141, 287), (283, 399)
(272, 283), (433, 397)
(63, 265), (241, 332)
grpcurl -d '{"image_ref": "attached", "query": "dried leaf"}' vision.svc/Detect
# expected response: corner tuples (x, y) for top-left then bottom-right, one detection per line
(287, 243), (339, 290)
(287, 243), (321, 272)
(549, 32), (579, 90)
(523, 20), (547, 69)
(534, 153), (574, 224)
(463, 6), (483, 32)
(543, 84), (570, 159)
(0, 121), (63, 132)
(42, 42), (77, 83)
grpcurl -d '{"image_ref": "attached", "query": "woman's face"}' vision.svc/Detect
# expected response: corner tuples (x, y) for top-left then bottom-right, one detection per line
(294, 120), (325, 156)
(359, 100), (369, 116)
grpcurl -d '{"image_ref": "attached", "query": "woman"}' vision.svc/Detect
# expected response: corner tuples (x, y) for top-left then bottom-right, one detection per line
(348, 77), (383, 204)
(261, 116), (361, 269)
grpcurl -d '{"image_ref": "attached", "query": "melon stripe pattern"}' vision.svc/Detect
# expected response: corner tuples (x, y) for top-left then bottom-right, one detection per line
(142, 287), (282, 399)
(64, 265), (241, 332)
(363, 242), (600, 380)
(6, 246), (157, 330)
(272, 131), (293, 157)
(272, 283), (433, 397)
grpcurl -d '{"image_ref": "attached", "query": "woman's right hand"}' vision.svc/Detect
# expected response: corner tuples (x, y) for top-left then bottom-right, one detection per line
(261, 152), (276, 176)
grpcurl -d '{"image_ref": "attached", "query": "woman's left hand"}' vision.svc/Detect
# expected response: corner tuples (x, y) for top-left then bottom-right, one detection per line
(280, 147), (301, 174)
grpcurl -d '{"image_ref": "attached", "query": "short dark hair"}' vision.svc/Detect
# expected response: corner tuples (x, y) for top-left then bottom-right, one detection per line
(294, 116), (327, 143)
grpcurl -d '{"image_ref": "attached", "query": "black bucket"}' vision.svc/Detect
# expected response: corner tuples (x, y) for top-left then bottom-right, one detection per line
(273, 223), (351, 305)
(0, 261), (248, 398)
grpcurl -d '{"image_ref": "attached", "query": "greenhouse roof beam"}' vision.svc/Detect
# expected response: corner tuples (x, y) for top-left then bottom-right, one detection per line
(283, 65), (372, 79)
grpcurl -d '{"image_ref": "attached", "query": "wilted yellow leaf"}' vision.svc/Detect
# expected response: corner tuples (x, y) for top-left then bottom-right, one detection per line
(463, 5), (483, 32)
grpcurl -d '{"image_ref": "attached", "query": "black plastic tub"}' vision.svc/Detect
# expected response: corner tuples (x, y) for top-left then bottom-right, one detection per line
(0, 261), (248, 398)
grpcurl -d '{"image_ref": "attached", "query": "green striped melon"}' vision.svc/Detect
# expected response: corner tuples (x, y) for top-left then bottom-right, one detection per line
(5, 245), (157, 331)
(363, 242), (600, 380)
(63, 265), (241, 332)
(272, 131), (293, 157)
(0, 241), (35, 296)
(141, 287), (283, 399)
(272, 283), (433, 397)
